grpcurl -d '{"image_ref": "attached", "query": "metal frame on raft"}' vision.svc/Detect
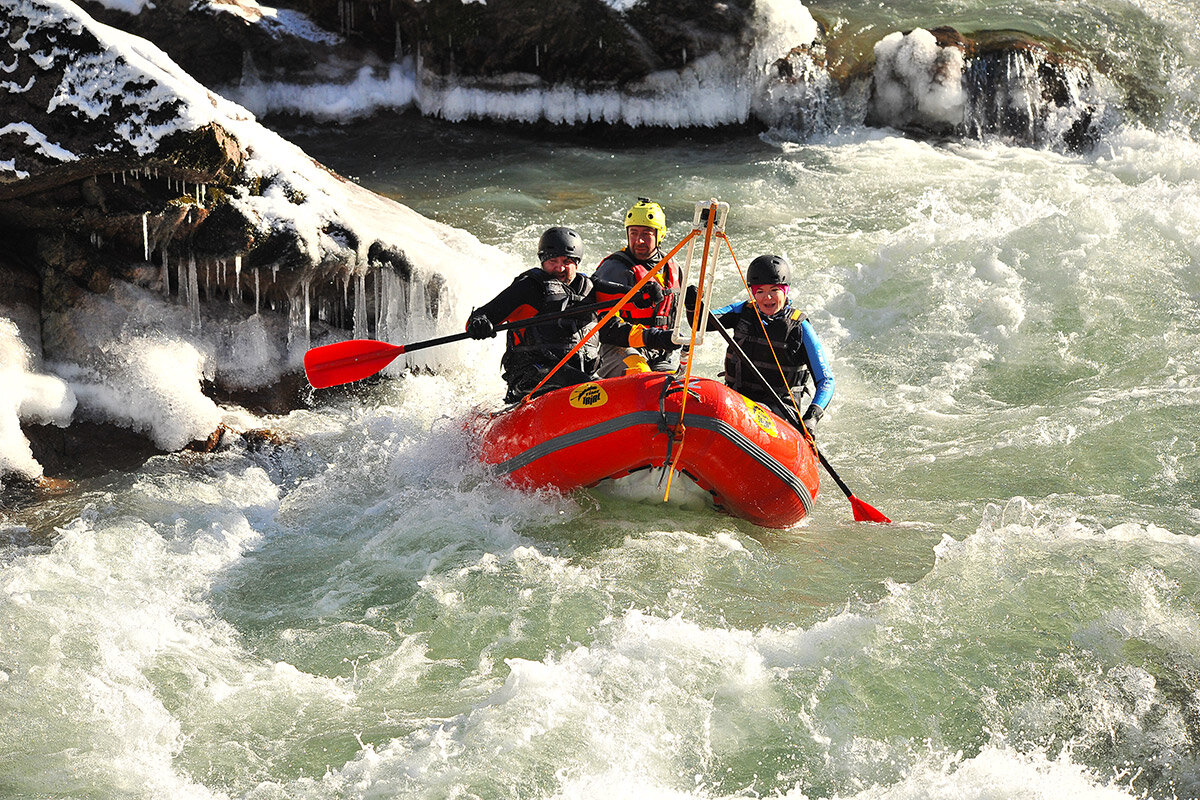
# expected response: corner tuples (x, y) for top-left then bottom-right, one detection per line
(672, 198), (730, 348)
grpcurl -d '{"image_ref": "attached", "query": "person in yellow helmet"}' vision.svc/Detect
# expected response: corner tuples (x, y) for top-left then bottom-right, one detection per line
(592, 198), (683, 377)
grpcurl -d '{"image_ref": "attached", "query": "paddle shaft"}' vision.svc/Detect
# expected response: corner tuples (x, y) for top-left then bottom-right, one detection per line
(409, 299), (618, 354)
(304, 300), (617, 388)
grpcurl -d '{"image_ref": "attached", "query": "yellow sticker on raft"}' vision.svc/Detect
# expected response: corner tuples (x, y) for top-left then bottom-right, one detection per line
(569, 383), (609, 409)
(744, 397), (780, 437)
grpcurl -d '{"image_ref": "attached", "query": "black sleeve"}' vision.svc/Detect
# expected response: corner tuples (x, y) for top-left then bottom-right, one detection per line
(593, 256), (636, 288)
(472, 273), (538, 323)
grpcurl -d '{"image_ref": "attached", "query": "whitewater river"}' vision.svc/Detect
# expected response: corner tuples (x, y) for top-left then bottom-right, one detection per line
(6, 2), (1200, 797)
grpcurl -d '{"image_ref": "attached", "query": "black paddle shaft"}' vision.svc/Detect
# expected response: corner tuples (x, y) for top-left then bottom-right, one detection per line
(403, 300), (617, 355)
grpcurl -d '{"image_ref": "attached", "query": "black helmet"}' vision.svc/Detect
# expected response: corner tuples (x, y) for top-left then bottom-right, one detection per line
(537, 227), (584, 264)
(746, 254), (791, 286)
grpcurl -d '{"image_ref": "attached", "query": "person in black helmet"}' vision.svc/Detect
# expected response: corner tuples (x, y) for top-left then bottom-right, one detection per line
(686, 254), (833, 438)
(466, 227), (667, 403)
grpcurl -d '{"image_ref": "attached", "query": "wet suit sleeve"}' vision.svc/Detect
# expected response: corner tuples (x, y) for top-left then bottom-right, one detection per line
(592, 256), (636, 289)
(800, 319), (834, 410)
(709, 300), (747, 332)
(471, 274), (539, 325)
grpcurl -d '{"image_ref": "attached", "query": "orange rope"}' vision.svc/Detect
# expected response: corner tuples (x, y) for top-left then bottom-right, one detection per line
(520, 230), (699, 403)
(662, 201), (719, 500)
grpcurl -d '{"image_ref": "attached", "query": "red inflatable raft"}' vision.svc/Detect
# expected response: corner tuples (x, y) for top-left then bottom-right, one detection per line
(472, 371), (820, 528)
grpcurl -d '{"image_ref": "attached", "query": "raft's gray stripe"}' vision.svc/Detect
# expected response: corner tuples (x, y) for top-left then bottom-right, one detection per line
(493, 412), (662, 474)
(491, 409), (813, 513)
(680, 414), (813, 514)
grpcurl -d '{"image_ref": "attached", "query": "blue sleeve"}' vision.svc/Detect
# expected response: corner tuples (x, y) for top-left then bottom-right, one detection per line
(801, 319), (834, 410)
(712, 299), (748, 326)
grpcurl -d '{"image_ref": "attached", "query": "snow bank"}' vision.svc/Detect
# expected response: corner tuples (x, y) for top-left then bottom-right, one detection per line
(0, 317), (76, 481)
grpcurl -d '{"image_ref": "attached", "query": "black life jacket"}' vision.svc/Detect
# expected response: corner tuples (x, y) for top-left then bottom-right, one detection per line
(501, 269), (595, 370)
(723, 304), (810, 404)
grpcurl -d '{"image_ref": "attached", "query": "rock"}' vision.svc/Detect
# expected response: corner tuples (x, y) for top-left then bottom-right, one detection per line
(0, 0), (497, 484)
(864, 26), (1112, 150)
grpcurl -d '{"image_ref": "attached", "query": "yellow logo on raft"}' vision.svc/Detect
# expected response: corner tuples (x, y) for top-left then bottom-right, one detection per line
(744, 397), (779, 437)
(569, 383), (609, 409)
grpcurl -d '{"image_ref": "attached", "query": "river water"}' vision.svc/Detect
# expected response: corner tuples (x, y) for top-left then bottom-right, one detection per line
(5, 0), (1200, 797)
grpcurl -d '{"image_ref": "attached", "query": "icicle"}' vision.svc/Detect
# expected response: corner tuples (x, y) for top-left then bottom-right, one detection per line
(535, 45), (539, 68)
(353, 272), (368, 340)
(304, 279), (312, 348)
(375, 271), (383, 340)
(161, 248), (170, 296)
(122, 171), (127, 185)
(254, 268), (260, 315)
(141, 212), (150, 262)
(187, 253), (200, 331)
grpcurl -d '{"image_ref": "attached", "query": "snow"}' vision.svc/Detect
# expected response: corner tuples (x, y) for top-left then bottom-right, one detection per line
(1, 122), (79, 162)
(228, 0), (824, 127)
(1, 0), (512, 481)
(0, 317), (76, 482)
(872, 28), (967, 129)
(89, 0), (153, 12)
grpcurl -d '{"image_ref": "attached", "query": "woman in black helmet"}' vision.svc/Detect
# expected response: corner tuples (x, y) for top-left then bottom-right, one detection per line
(687, 254), (834, 436)
(465, 227), (668, 403)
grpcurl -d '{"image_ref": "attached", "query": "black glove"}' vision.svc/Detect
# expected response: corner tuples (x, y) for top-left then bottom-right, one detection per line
(632, 281), (664, 309)
(641, 326), (680, 351)
(684, 285), (698, 316)
(466, 313), (496, 339)
(801, 404), (823, 438)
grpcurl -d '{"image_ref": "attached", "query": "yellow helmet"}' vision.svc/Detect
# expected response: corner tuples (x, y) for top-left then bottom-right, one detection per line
(624, 197), (666, 244)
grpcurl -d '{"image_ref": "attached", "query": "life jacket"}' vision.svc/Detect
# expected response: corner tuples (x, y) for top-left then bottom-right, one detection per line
(594, 249), (678, 327)
(723, 303), (809, 404)
(501, 269), (595, 372)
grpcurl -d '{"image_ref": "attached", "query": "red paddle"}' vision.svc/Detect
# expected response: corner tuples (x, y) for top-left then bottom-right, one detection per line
(304, 339), (407, 388)
(304, 300), (617, 389)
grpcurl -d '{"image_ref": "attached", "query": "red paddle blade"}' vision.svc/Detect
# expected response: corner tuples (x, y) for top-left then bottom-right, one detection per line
(304, 339), (405, 388)
(850, 495), (891, 524)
